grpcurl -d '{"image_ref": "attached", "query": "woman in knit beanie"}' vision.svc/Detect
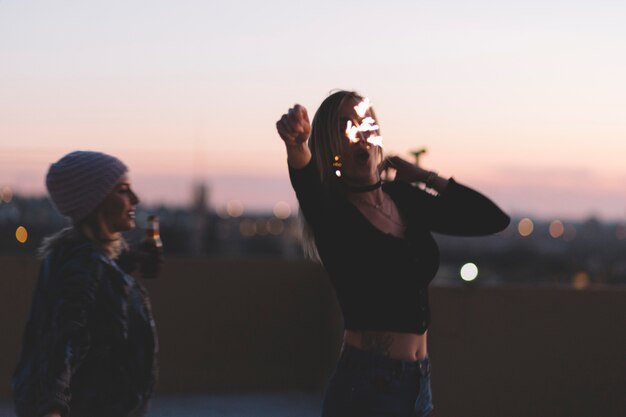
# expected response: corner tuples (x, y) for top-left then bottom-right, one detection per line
(12, 151), (158, 417)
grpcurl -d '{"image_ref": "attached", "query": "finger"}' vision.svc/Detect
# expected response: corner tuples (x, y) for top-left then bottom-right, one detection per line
(294, 104), (309, 123)
(384, 155), (400, 168)
(287, 111), (309, 136)
(280, 114), (297, 135)
(276, 119), (295, 142)
(276, 124), (294, 144)
(294, 106), (311, 134)
(287, 106), (301, 125)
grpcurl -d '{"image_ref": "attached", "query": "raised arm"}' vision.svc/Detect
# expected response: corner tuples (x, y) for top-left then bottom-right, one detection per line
(276, 104), (312, 169)
(385, 156), (510, 236)
(382, 155), (449, 193)
(424, 179), (511, 235)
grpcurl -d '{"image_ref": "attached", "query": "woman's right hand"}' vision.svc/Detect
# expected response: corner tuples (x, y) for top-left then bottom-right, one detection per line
(276, 104), (311, 147)
(276, 104), (312, 168)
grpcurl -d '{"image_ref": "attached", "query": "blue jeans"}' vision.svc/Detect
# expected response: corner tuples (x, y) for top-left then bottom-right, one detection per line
(322, 345), (434, 417)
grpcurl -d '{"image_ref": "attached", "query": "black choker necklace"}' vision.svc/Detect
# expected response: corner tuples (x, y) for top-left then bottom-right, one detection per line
(343, 180), (382, 193)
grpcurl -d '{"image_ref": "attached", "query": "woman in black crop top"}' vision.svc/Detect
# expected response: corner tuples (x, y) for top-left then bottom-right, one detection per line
(276, 90), (510, 417)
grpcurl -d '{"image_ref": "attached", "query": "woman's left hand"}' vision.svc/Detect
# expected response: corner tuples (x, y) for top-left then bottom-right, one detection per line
(381, 156), (430, 183)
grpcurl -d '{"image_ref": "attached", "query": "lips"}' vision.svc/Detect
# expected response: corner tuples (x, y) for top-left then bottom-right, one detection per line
(128, 210), (136, 219)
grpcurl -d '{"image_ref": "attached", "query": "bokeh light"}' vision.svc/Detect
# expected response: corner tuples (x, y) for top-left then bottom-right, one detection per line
(239, 219), (256, 237)
(256, 218), (268, 236)
(616, 225), (626, 241)
(460, 263), (479, 282)
(549, 220), (564, 238)
(563, 225), (577, 242)
(273, 201), (291, 219)
(1, 186), (13, 203)
(16, 226), (28, 243)
(572, 272), (590, 290)
(268, 218), (285, 235)
(226, 200), (244, 218)
(517, 218), (534, 237)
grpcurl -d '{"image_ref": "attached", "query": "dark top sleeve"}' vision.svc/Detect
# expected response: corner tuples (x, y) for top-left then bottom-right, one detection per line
(38, 251), (102, 417)
(401, 178), (510, 236)
(288, 158), (328, 228)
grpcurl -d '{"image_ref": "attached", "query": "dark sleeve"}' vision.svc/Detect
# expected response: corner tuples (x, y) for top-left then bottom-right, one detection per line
(288, 158), (329, 228)
(115, 249), (138, 274)
(37, 252), (102, 417)
(402, 178), (510, 236)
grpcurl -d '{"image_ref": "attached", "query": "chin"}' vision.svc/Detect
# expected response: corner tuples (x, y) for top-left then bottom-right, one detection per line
(115, 220), (135, 232)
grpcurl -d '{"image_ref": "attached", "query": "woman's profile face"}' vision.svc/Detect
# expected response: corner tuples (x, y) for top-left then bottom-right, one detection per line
(337, 97), (382, 184)
(99, 174), (140, 232)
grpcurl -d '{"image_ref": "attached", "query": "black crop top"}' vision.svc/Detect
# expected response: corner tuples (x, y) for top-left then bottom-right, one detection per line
(289, 159), (510, 334)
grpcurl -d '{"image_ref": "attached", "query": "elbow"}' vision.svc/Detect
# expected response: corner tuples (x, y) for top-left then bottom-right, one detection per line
(470, 210), (511, 236)
(495, 211), (511, 233)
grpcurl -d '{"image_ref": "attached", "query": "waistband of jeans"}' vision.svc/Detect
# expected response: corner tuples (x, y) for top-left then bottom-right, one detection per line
(338, 344), (430, 375)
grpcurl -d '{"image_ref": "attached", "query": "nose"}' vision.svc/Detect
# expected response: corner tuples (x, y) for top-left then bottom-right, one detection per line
(130, 190), (140, 205)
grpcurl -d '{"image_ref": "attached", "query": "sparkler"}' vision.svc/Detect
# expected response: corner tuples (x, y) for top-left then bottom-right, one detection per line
(345, 97), (384, 148)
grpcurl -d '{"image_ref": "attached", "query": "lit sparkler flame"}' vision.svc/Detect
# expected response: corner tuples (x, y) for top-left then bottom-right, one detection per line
(354, 97), (371, 118)
(344, 97), (384, 147)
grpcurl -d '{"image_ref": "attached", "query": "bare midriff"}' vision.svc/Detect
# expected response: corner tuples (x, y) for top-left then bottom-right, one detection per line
(344, 329), (428, 362)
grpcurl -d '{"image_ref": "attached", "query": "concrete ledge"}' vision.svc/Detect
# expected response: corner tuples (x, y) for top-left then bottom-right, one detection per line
(2, 256), (625, 417)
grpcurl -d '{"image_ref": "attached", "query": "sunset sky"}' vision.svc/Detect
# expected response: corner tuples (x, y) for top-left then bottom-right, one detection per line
(1, 0), (624, 221)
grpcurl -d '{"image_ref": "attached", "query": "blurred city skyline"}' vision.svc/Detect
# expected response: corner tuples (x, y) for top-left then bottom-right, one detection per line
(1, 0), (624, 221)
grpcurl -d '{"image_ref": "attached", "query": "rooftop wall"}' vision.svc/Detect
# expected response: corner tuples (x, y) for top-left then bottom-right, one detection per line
(1, 256), (624, 417)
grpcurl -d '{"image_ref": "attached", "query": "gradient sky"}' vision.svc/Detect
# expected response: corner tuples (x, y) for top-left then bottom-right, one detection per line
(1, 0), (624, 221)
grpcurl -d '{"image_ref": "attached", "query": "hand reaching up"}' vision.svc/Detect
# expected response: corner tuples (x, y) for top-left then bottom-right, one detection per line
(276, 104), (312, 169)
(276, 104), (311, 147)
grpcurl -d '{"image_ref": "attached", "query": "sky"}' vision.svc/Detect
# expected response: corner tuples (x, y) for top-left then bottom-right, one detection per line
(1, 0), (625, 221)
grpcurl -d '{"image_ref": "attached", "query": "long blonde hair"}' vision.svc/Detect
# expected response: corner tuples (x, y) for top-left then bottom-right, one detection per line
(38, 208), (126, 259)
(300, 90), (384, 261)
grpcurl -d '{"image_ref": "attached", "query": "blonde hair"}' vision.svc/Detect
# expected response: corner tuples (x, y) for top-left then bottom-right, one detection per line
(38, 208), (127, 259)
(300, 90), (384, 262)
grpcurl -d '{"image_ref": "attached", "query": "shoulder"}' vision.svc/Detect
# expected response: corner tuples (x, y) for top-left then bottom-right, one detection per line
(53, 239), (105, 266)
(47, 240), (108, 291)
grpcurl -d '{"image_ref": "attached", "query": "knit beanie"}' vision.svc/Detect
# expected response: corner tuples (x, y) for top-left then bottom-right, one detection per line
(45, 151), (128, 222)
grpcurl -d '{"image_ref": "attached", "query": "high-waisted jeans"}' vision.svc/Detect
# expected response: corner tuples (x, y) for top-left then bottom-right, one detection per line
(322, 344), (434, 417)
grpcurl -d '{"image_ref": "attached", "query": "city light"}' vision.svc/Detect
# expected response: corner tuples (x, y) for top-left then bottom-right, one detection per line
(563, 225), (577, 242)
(1, 186), (13, 203)
(268, 218), (285, 235)
(256, 218), (268, 236)
(518, 218), (534, 237)
(15, 226), (28, 243)
(549, 220), (564, 238)
(460, 263), (479, 282)
(273, 201), (291, 219)
(226, 200), (244, 218)
(239, 219), (256, 237)
(572, 272), (590, 290)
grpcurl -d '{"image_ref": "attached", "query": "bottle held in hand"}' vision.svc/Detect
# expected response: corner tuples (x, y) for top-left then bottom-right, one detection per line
(139, 215), (163, 279)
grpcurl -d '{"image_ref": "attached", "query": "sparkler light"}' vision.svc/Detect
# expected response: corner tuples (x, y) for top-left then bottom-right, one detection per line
(345, 97), (384, 147)
(354, 97), (371, 118)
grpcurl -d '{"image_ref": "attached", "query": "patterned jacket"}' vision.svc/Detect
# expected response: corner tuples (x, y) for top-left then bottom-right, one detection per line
(12, 238), (158, 417)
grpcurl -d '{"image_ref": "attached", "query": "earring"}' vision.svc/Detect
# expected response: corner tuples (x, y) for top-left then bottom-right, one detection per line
(332, 155), (342, 178)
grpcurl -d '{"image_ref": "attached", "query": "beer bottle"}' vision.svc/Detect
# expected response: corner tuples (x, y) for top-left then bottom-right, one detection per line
(139, 215), (163, 279)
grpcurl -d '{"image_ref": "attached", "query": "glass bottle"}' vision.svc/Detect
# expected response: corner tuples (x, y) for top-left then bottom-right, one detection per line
(139, 215), (163, 279)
